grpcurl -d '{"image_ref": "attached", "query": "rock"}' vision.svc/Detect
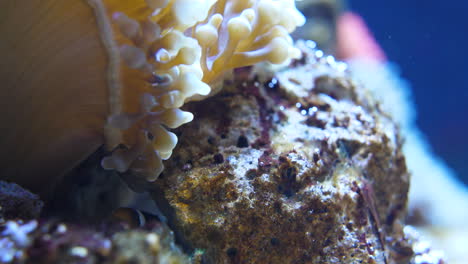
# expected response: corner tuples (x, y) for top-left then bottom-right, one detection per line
(0, 181), (43, 222)
(403, 226), (447, 264)
(151, 42), (411, 263)
(0, 218), (189, 264)
(111, 228), (189, 264)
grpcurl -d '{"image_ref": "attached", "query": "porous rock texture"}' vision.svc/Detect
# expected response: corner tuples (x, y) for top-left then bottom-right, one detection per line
(0, 218), (190, 264)
(0, 179), (190, 264)
(151, 42), (412, 264)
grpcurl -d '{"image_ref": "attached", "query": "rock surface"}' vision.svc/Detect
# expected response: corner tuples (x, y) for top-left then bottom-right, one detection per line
(0, 218), (189, 264)
(150, 42), (414, 263)
(0, 181), (43, 222)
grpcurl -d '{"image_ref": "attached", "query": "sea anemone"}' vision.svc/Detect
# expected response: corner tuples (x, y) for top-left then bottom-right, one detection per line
(0, 0), (304, 195)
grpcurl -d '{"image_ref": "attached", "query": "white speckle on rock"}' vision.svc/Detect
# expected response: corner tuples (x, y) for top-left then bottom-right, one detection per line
(1, 221), (37, 247)
(225, 148), (264, 207)
(70, 246), (88, 258)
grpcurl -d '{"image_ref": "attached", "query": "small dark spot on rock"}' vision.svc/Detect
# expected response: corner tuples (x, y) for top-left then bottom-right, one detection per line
(303, 114), (326, 129)
(285, 167), (296, 181)
(277, 158), (300, 197)
(323, 238), (332, 247)
(147, 132), (154, 140)
(283, 189), (293, 198)
(246, 169), (258, 180)
(337, 139), (361, 157)
(314, 76), (353, 100)
(207, 137), (215, 145)
(226, 247), (237, 258)
(351, 181), (360, 193)
(270, 237), (280, 246)
(315, 207), (328, 214)
(213, 153), (224, 164)
(391, 241), (415, 259)
(313, 152), (320, 163)
(273, 202), (282, 214)
(277, 185), (284, 192)
(386, 203), (404, 226)
(277, 109), (287, 121)
(288, 77), (301, 85)
(318, 103), (331, 111)
(291, 53), (307, 66)
(236, 135), (249, 148)
(278, 156), (288, 163)
(220, 134), (227, 139)
(332, 116), (350, 128)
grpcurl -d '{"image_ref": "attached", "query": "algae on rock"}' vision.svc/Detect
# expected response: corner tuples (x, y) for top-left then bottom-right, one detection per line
(150, 42), (416, 263)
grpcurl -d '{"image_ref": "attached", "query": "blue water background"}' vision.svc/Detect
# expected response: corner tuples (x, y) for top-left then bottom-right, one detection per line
(351, 1), (468, 184)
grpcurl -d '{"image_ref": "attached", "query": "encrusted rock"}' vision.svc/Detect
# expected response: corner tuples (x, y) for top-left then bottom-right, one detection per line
(0, 218), (189, 264)
(0, 181), (43, 222)
(151, 43), (410, 263)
